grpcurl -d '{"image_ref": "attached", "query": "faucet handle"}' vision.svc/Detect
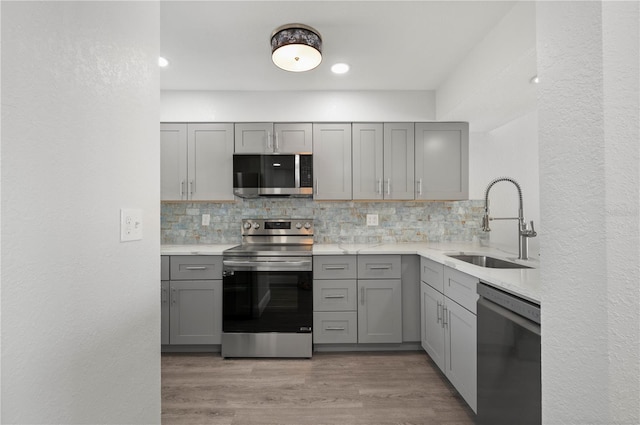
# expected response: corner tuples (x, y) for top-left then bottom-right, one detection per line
(481, 215), (491, 232)
(523, 220), (537, 237)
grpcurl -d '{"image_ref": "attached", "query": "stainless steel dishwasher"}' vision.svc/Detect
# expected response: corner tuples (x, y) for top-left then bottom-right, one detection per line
(477, 282), (541, 425)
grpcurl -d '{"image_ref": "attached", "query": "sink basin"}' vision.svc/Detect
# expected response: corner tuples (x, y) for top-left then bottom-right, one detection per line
(446, 254), (533, 269)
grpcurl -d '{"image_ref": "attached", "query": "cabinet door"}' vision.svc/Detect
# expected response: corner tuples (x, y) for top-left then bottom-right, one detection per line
(383, 123), (415, 200)
(169, 280), (222, 345)
(160, 123), (188, 200)
(352, 123), (383, 200)
(161, 281), (170, 345)
(445, 298), (477, 413)
(274, 123), (312, 153)
(188, 123), (234, 201)
(313, 123), (352, 200)
(421, 282), (446, 371)
(414, 122), (469, 200)
(234, 123), (273, 153)
(357, 279), (402, 343)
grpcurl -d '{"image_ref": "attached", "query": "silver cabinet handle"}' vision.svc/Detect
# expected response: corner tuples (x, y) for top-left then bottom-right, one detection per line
(185, 266), (207, 270)
(386, 178), (391, 195)
(325, 327), (346, 331)
(377, 179), (382, 194)
(324, 294), (346, 299)
(189, 179), (194, 196)
(315, 178), (319, 195)
(180, 180), (185, 199)
(274, 132), (279, 151)
(436, 301), (442, 324)
(324, 265), (346, 270)
(360, 287), (365, 305)
(171, 288), (177, 304)
(267, 131), (273, 150)
(442, 305), (448, 328)
(368, 265), (391, 270)
(417, 179), (423, 195)
(162, 288), (168, 303)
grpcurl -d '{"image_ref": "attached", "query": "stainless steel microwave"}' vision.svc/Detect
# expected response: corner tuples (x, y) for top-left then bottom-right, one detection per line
(233, 154), (313, 198)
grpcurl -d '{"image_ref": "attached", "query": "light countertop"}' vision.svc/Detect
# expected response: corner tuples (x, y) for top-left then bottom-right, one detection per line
(161, 242), (540, 304)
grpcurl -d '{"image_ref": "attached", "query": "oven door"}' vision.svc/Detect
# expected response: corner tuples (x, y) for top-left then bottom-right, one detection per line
(222, 257), (312, 334)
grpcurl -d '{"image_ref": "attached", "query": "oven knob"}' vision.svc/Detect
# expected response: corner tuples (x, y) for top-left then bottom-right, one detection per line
(304, 222), (312, 229)
(243, 222), (252, 230)
(295, 222), (302, 229)
(253, 222), (260, 229)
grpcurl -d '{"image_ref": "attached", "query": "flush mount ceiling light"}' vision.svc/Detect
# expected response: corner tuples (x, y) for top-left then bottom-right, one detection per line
(271, 23), (322, 72)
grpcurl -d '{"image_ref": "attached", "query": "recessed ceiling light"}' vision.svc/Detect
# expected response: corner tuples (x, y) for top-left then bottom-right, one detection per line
(331, 63), (350, 74)
(158, 57), (169, 68)
(530, 75), (539, 84)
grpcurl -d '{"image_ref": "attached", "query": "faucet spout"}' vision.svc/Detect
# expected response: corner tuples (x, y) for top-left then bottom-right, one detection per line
(482, 177), (536, 260)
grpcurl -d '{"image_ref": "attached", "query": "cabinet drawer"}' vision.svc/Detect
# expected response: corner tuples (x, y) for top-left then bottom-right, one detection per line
(313, 312), (358, 344)
(161, 256), (170, 281)
(357, 255), (401, 279)
(313, 280), (357, 311)
(444, 267), (478, 314)
(169, 256), (222, 280)
(421, 256), (444, 292)
(314, 256), (357, 279)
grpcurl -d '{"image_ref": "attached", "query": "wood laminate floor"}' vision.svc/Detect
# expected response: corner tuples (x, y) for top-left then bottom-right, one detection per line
(162, 351), (475, 425)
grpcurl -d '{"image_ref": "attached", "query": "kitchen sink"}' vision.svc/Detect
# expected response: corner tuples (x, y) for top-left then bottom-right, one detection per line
(446, 254), (533, 269)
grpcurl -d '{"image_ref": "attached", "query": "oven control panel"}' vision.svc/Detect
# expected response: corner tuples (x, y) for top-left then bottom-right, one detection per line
(241, 219), (313, 236)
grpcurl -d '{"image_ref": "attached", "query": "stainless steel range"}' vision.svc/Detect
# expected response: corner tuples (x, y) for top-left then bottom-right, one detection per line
(221, 219), (313, 358)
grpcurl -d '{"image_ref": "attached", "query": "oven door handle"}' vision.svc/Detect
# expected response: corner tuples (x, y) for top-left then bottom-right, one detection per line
(222, 259), (312, 271)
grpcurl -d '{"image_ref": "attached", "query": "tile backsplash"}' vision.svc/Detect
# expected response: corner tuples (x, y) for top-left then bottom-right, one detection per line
(161, 199), (487, 245)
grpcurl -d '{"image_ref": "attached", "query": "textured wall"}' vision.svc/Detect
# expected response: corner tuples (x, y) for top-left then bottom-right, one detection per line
(162, 199), (486, 245)
(538, 2), (640, 423)
(1, 3), (161, 423)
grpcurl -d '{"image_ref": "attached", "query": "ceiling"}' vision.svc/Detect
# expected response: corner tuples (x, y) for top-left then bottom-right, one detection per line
(160, 1), (517, 92)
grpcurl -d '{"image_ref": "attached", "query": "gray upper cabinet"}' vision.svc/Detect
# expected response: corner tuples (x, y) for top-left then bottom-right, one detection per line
(353, 123), (414, 200)
(160, 123), (234, 201)
(313, 123), (352, 200)
(234, 123), (312, 153)
(352, 123), (383, 199)
(414, 122), (469, 200)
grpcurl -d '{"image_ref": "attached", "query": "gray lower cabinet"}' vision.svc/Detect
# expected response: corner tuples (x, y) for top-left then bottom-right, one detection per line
(420, 256), (477, 413)
(161, 256), (170, 345)
(414, 122), (469, 200)
(357, 279), (402, 343)
(162, 255), (223, 347)
(313, 123), (352, 200)
(357, 255), (403, 344)
(313, 256), (358, 344)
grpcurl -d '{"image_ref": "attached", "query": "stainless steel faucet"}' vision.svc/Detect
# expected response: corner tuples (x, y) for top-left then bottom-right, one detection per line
(481, 177), (537, 260)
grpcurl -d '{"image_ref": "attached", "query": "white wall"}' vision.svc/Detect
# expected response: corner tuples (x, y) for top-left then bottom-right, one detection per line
(469, 111), (540, 258)
(436, 1), (537, 133)
(160, 90), (435, 122)
(1, 2), (161, 423)
(537, 2), (640, 423)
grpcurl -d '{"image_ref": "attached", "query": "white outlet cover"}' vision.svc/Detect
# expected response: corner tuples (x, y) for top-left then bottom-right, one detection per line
(120, 208), (143, 242)
(366, 214), (379, 226)
(202, 214), (210, 226)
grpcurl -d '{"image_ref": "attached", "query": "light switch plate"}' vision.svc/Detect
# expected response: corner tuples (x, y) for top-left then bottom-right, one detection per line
(202, 214), (210, 226)
(366, 214), (379, 226)
(120, 208), (142, 242)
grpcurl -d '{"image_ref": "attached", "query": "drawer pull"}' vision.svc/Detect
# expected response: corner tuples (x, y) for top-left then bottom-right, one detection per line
(368, 265), (391, 270)
(324, 265), (346, 270)
(184, 266), (207, 270)
(325, 327), (346, 331)
(324, 294), (346, 299)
